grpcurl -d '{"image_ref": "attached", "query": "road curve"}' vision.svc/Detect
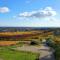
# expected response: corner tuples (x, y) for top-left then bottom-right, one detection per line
(39, 45), (55, 60)
(13, 44), (55, 60)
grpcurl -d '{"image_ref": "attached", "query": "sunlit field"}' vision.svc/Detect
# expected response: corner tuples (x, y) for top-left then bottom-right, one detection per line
(0, 46), (38, 60)
(0, 41), (19, 46)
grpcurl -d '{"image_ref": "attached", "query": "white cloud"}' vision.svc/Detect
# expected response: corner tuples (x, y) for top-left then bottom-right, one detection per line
(0, 7), (10, 13)
(19, 7), (56, 18)
(14, 6), (59, 27)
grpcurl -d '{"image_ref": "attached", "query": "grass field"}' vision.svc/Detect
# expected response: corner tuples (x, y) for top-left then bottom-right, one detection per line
(0, 46), (38, 60)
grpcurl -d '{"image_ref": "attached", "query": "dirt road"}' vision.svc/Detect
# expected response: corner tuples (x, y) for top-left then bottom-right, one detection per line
(13, 45), (55, 60)
(39, 45), (55, 60)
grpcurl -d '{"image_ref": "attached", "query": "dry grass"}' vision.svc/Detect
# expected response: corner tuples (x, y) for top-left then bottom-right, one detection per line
(0, 31), (36, 36)
(0, 41), (19, 46)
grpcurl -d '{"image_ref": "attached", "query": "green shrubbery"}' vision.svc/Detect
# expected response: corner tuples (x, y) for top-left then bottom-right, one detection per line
(46, 38), (54, 46)
(46, 38), (60, 60)
(53, 44), (60, 60)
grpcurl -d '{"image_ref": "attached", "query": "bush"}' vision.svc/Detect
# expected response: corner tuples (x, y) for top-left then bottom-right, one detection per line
(54, 47), (60, 60)
(30, 40), (39, 45)
(46, 38), (54, 46)
(46, 38), (60, 60)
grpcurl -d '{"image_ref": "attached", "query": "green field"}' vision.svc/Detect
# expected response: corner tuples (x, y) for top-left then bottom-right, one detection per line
(0, 46), (38, 60)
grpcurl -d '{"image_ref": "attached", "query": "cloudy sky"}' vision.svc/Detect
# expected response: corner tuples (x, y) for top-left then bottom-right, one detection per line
(0, 0), (60, 27)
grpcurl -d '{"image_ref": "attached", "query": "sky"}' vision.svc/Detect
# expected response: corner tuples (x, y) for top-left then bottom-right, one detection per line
(0, 0), (60, 27)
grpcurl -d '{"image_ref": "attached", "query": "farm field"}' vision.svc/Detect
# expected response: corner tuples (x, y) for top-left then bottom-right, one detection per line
(0, 41), (19, 46)
(0, 31), (40, 36)
(0, 30), (53, 41)
(0, 28), (60, 60)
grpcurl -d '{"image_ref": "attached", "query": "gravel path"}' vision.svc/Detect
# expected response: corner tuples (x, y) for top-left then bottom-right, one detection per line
(14, 45), (55, 60)
(38, 45), (55, 60)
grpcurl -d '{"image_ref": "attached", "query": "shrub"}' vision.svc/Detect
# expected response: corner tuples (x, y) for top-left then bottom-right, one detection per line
(54, 46), (60, 60)
(46, 38), (60, 60)
(46, 38), (54, 47)
(30, 40), (40, 45)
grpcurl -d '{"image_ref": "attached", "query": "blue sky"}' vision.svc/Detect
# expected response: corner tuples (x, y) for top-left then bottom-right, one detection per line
(0, 0), (60, 27)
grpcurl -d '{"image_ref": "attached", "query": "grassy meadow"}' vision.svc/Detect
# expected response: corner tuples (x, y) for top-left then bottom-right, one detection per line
(0, 46), (38, 60)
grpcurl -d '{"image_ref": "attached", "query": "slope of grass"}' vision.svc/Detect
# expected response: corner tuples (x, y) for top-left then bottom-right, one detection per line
(0, 46), (38, 60)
